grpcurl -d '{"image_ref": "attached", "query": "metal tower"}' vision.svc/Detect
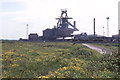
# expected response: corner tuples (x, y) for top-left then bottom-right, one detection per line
(56, 9), (78, 31)
(26, 24), (28, 39)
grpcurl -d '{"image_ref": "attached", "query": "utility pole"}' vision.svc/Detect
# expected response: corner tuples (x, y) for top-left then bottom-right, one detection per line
(106, 17), (109, 37)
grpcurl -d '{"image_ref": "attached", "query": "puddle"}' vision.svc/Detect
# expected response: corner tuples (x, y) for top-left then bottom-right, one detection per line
(82, 43), (112, 54)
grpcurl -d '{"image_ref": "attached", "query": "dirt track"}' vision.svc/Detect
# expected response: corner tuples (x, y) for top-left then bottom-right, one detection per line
(82, 43), (112, 55)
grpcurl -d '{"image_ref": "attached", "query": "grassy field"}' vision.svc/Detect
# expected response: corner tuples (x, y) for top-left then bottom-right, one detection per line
(2, 41), (120, 78)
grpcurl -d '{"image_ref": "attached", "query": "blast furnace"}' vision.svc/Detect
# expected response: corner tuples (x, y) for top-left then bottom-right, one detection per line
(43, 9), (79, 40)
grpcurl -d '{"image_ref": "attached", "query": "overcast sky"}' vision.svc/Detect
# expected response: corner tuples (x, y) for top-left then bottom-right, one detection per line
(0, 0), (119, 40)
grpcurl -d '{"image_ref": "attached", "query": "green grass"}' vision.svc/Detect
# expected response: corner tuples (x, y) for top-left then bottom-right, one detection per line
(2, 41), (120, 78)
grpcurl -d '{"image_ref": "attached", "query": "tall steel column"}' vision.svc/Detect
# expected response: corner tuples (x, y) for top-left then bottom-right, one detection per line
(94, 18), (95, 36)
(106, 17), (109, 37)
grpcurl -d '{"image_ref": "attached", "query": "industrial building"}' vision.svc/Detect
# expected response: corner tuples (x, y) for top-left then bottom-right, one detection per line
(28, 33), (39, 41)
(19, 9), (119, 43)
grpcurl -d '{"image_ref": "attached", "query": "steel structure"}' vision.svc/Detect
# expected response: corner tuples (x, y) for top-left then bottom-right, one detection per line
(26, 24), (28, 39)
(56, 9), (78, 31)
(43, 9), (78, 40)
(106, 17), (109, 37)
(93, 18), (96, 36)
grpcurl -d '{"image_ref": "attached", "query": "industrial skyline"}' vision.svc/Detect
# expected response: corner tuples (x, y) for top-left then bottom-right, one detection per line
(0, 0), (119, 40)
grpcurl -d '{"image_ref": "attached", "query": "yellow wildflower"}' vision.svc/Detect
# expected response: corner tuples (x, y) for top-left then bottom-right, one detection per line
(38, 76), (48, 78)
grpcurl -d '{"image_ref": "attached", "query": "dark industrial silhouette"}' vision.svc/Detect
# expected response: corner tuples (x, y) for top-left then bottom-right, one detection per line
(43, 9), (78, 40)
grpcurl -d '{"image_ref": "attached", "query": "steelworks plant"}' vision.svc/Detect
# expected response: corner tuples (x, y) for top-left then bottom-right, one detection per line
(20, 9), (119, 42)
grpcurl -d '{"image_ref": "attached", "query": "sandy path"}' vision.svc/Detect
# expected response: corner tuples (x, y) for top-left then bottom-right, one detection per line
(82, 43), (112, 55)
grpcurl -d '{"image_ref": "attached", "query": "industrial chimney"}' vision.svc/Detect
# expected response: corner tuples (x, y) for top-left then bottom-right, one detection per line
(94, 18), (96, 36)
(106, 17), (109, 37)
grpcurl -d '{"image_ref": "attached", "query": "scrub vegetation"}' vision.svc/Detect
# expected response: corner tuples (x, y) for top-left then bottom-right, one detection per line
(2, 41), (120, 78)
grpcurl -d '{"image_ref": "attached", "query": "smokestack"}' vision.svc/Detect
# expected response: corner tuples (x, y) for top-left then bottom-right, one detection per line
(106, 17), (109, 37)
(74, 21), (76, 28)
(94, 18), (95, 36)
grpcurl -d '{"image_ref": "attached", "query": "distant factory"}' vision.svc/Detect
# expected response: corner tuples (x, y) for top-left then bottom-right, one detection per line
(43, 9), (78, 40)
(19, 9), (120, 42)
